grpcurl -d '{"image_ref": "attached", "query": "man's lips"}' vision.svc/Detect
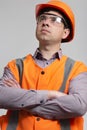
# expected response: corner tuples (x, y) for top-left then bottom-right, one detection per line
(41, 29), (50, 33)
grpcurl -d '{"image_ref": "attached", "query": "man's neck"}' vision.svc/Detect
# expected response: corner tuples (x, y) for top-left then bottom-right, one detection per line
(39, 43), (61, 60)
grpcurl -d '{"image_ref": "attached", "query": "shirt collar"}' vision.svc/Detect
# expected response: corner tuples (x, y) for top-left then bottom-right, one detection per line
(33, 48), (62, 60)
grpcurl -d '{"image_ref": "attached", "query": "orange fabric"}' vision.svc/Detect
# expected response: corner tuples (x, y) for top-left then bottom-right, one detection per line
(1, 54), (87, 130)
(0, 115), (8, 129)
(0, 116), (3, 127)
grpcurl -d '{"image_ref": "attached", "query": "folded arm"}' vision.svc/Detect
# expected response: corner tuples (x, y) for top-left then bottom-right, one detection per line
(28, 72), (87, 119)
(1, 67), (87, 120)
(0, 67), (49, 109)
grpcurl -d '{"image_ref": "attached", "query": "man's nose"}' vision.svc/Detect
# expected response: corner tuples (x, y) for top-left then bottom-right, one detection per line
(42, 19), (50, 27)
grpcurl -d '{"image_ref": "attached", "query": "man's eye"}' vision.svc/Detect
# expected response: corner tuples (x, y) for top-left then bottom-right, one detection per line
(40, 16), (46, 21)
(51, 17), (56, 22)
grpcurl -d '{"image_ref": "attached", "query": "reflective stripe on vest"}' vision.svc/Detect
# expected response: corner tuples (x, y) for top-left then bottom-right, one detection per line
(6, 111), (19, 130)
(6, 58), (24, 130)
(16, 58), (24, 86)
(59, 58), (75, 130)
(6, 57), (75, 130)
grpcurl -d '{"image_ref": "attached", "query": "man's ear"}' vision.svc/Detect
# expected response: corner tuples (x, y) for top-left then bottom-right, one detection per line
(62, 28), (70, 40)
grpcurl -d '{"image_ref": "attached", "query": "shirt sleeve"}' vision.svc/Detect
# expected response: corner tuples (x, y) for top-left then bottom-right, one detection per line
(28, 72), (87, 120)
(0, 67), (49, 109)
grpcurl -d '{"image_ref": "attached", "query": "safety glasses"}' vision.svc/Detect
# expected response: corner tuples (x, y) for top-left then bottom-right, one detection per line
(37, 13), (68, 27)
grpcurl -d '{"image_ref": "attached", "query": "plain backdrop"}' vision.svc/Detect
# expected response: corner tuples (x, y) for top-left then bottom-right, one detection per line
(0, 0), (87, 129)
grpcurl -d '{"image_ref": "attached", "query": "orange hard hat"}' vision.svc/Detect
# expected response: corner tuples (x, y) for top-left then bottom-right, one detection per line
(35, 0), (75, 43)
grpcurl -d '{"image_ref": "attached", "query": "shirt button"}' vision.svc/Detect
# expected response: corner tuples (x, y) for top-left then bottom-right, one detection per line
(36, 117), (40, 121)
(40, 100), (44, 104)
(21, 104), (24, 107)
(41, 71), (45, 75)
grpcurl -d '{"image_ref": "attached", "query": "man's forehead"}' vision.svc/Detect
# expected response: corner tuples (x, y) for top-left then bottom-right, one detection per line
(42, 10), (63, 17)
(38, 7), (63, 16)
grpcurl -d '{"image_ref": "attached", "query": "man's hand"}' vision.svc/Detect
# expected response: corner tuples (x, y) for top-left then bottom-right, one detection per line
(48, 91), (66, 99)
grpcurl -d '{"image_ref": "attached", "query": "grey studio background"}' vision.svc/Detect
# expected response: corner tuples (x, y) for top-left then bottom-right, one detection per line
(0, 0), (87, 129)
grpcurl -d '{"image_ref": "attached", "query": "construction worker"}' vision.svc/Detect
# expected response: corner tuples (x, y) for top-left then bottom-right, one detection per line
(0, 0), (87, 130)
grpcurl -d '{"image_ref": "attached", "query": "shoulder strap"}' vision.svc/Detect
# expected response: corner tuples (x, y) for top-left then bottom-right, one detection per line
(59, 57), (75, 92)
(6, 58), (25, 130)
(16, 57), (25, 86)
(59, 57), (75, 130)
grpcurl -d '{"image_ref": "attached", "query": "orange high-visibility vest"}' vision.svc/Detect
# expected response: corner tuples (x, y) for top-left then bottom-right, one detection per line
(1, 54), (87, 130)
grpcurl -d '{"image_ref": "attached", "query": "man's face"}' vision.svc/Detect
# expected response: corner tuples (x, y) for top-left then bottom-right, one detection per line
(36, 10), (69, 44)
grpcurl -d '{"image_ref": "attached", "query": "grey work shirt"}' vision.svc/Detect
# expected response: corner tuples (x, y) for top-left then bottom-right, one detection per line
(0, 48), (87, 120)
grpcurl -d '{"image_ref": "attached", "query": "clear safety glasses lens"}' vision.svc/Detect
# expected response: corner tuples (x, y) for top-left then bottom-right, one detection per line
(37, 13), (68, 28)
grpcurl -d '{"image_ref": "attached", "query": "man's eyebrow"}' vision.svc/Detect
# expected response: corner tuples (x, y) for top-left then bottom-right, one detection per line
(42, 12), (61, 17)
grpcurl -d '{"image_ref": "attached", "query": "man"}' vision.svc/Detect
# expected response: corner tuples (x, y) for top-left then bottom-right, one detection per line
(0, 0), (87, 130)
